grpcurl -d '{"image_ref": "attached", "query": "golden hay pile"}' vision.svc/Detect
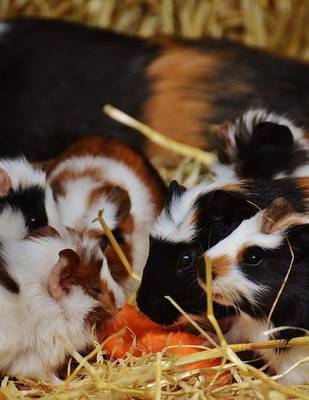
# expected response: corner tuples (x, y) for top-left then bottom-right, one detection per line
(1, 1), (309, 399)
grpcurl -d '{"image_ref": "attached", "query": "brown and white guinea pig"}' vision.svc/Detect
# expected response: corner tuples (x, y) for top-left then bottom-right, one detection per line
(136, 175), (309, 325)
(47, 136), (167, 292)
(204, 198), (309, 384)
(0, 226), (123, 381)
(0, 18), (308, 160)
(212, 109), (309, 180)
(0, 157), (49, 239)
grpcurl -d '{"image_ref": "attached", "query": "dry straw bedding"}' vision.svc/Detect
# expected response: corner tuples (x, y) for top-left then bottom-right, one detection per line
(1, 0), (309, 399)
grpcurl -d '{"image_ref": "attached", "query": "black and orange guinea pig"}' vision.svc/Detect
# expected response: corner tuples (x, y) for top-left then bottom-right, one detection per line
(0, 18), (308, 160)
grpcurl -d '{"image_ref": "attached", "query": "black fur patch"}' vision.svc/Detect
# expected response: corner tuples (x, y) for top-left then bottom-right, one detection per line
(193, 189), (258, 247)
(0, 243), (19, 294)
(0, 185), (48, 231)
(0, 18), (160, 160)
(243, 178), (307, 213)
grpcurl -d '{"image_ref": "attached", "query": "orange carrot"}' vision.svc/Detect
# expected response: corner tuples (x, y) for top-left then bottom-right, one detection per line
(100, 303), (231, 385)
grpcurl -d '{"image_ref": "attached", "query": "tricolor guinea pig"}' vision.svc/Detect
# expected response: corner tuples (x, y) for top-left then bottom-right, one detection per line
(0, 157), (48, 239)
(0, 18), (308, 160)
(0, 226), (123, 381)
(47, 137), (167, 292)
(213, 109), (309, 180)
(136, 176), (309, 325)
(205, 198), (309, 385)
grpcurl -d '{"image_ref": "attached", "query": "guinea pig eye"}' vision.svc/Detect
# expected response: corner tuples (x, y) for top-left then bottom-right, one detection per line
(243, 247), (264, 266)
(27, 216), (37, 228)
(177, 250), (196, 271)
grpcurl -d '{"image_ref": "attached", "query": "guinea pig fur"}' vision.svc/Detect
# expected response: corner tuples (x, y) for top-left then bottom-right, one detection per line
(205, 198), (309, 384)
(136, 176), (309, 325)
(0, 157), (48, 239)
(0, 18), (309, 160)
(47, 137), (166, 292)
(212, 108), (309, 180)
(0, 226), (123, 381)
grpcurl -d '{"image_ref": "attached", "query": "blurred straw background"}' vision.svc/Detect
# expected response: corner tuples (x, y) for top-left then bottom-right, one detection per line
(1, 0), (309, 61)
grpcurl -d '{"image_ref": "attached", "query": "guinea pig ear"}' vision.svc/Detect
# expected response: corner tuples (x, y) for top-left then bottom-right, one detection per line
(260, 197), (293, 234)
(110, 186), (131, 221)
(165, 180), (186, 207)
(48, 249), (80, 301)
(0, 167), (12, 196)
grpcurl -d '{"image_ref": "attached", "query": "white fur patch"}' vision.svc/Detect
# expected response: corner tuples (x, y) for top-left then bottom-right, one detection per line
(0, 157), (45, 190)
(207, 213), (284, 260)
(0, 206), (27, 240)
(151, 180), (231, 243)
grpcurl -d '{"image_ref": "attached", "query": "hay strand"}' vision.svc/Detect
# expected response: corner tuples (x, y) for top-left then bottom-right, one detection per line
(103, 104), (217, 167)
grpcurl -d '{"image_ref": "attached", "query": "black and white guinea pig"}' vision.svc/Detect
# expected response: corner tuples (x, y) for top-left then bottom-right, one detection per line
(205, 198), (309, 385)
(0, 157), (48, 239)
(136, 175), (309, 325)
(0, 18), (308, 161)
(47, 136), (167, 292)
(212, 108), (309, 180)
(0, 226), (124, 381)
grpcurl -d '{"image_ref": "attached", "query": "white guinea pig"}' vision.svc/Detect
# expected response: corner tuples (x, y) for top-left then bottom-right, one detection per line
(47, 136), (166, 293)
(0, 226), (124, 381)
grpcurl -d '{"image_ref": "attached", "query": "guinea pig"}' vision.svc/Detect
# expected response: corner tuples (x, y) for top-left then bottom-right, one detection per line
(136, 176), (309, 325)
(204, 198), (309, 384)
(0, 225), (123, 381)
(0, 157), (48, 239)
(47, 136), (167, 292)
(212, 108), (309, 180)
(0, 18), (308, 160)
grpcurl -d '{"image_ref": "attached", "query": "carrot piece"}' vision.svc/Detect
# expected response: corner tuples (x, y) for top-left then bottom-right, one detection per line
(103, 303), (162, 340)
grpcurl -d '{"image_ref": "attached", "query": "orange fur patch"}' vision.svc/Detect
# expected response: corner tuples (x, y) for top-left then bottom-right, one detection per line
(260, 198), (294, 234)
(211, 255), (231, 277)
(222, 183), (244, 193)
(143, 48), (220, 157)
